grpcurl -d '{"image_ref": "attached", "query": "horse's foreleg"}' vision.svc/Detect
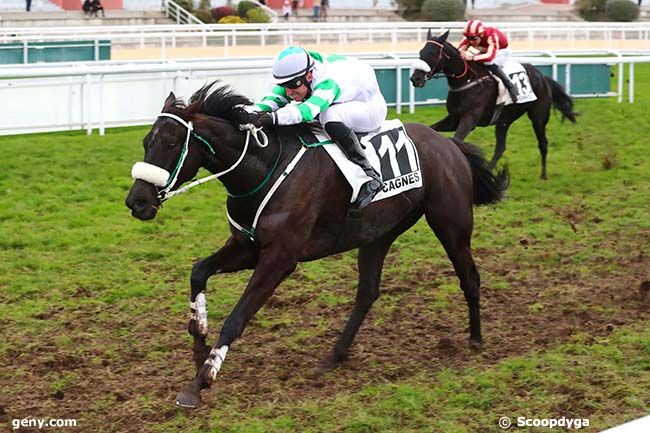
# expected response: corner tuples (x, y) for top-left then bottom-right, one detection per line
(176, 251), (297, 408)
(318, 238), (395, 372)
(488, 122), (511, 170)
(188, 237), (257, 370)
(431, 114), (459, 132)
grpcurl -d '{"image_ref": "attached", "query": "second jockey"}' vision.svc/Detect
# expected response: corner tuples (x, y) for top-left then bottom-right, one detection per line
(458, 20), (519, 103)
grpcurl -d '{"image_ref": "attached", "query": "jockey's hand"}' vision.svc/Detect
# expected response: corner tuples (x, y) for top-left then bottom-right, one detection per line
(462, 51), (474, 61)
(232, 108), (275, 129)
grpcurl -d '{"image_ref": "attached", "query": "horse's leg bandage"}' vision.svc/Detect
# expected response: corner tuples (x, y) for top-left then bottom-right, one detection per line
(205, 346), (229, 381)
(190, 292), (208, 336)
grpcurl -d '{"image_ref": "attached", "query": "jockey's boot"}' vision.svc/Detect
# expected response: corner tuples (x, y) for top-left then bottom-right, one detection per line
(325, 121), (383, 210)
(487, 64), (519, 103)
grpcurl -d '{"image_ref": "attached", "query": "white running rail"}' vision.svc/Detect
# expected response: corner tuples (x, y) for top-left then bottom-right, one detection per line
(0, 22), (649, 51)
(0, 50), (648, 136)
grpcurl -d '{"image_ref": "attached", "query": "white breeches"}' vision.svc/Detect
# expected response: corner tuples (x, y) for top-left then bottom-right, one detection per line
(486, 47), (512, 67)
(319, 91), (387, 133)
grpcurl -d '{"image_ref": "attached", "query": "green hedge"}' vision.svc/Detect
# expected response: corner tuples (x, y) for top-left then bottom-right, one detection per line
(420, 0), (465, 21)
(605, 0), (639, 21)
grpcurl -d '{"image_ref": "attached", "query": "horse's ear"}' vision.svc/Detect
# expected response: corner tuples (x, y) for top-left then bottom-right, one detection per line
(427, 28), (433, 40)
(439, 30), (450, 43)
(163, 91), (176, 110)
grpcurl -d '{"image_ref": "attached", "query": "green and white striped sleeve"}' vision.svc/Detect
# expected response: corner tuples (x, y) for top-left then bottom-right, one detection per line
(275, 79), (341, 125)
(256, 86), (290, 112)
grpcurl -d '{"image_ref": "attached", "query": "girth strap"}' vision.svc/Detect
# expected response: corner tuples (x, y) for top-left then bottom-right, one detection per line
(227, 146), (308, 242)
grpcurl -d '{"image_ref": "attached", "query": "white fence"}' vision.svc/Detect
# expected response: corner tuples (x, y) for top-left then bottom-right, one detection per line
(1, 22), (649, 53)
(0, 50), (648, 136)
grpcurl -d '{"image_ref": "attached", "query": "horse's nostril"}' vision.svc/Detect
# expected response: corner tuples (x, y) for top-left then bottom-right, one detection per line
(134, 199), (149, 211)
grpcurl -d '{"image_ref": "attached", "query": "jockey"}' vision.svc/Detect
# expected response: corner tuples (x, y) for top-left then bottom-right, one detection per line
(458, 20), (519, 102)
(233, 46), (386, 210)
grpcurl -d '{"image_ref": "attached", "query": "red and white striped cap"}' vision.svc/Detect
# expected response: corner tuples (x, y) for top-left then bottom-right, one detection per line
(463, 20), (485, 37)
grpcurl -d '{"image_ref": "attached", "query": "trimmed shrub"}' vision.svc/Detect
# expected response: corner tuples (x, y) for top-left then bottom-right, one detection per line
(605, 0), (639, 21)
(237, 1), (259, 18)
(198, 0), (211, 8)
(246, 7), (271, 23)
(420, 0), (465, 21)
(213, 6), (236, 21)
(194, 9), (216, 23)
(218, 15), (247, 24)
(575, 0), (607, 21)
(395, 0), (427, 20)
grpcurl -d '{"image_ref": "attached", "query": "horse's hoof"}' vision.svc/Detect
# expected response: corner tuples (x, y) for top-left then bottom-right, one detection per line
(469, 339), (483, 352)
(316, 351), (345, 374)
(175, 387), (202, 408)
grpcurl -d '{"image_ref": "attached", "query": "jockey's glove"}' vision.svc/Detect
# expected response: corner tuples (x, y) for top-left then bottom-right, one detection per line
(232, 107), (275, 129)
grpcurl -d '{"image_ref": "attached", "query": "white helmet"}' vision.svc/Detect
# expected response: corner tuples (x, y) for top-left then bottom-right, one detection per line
(272, 46), (315, 85)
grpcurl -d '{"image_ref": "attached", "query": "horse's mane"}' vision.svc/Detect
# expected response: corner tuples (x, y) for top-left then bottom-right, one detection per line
(186, 80), (319, 138)
(196, 81), (253, 121)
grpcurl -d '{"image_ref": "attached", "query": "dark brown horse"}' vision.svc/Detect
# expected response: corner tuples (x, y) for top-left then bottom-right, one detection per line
(410, 30), (577, 179)
(125, 82), (509, 408)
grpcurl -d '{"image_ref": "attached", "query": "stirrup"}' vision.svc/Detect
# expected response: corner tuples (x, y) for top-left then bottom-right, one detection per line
(355, 179), (383, 210)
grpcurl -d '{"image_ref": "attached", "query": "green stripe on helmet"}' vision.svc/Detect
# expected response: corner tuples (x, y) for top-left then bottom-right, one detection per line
(277, 46), (305, 60)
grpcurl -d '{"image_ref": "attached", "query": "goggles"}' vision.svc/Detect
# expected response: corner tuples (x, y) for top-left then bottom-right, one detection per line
(279, 75), (307, 89)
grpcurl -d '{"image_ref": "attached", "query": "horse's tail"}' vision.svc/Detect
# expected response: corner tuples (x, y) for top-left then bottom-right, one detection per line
(451, 138), (510, 206)
(545, 76), (578, 123)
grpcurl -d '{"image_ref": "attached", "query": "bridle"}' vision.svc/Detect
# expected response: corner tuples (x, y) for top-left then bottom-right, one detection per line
(130, 112), (269, 202)
(420, 40), (470, 81)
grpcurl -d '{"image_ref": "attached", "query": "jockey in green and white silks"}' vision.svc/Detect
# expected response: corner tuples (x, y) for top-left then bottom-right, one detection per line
(232, 46), (387, 210)
(256, 49), (387, 132)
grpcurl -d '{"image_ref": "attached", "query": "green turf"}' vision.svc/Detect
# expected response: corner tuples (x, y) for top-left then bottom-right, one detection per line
(0, 64), (648, 433)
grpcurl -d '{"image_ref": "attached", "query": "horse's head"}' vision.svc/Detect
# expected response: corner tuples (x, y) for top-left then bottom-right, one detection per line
(126, 82), (255, 220)
(125, 92), (206, 220)
(410, 30), (451, 88)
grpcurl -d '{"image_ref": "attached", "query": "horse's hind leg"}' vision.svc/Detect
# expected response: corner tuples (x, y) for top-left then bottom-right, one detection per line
(528, 108), (551, 179)
(488, 121), (511, 170)
(425, 201), (482, 348)
(188, 236), (257, 370)
(318, 236), (396, 371)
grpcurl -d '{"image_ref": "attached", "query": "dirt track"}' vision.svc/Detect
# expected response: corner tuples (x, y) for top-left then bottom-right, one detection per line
(2, 235), (648, 432)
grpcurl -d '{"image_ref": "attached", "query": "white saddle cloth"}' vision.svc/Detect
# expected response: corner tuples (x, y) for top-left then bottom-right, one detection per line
(313, 119), (423, 204)
(497, 60), (538, 105)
